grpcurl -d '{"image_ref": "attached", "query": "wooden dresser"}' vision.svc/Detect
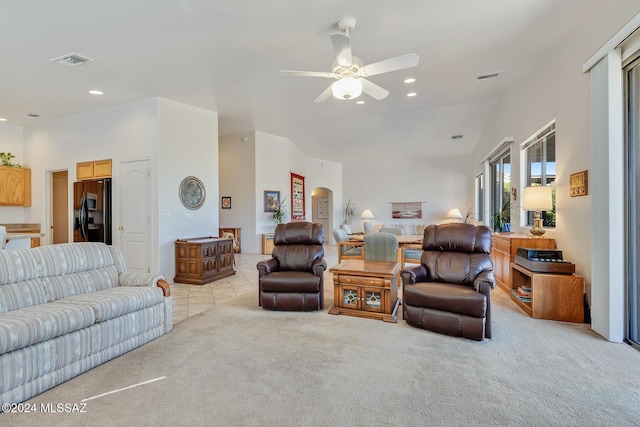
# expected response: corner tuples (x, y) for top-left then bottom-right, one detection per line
(174, 237), (235, 285)
(491, 233), (556, 293)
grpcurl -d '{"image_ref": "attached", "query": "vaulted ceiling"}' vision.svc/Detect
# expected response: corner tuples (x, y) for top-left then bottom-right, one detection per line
(0, 0), (607, 162)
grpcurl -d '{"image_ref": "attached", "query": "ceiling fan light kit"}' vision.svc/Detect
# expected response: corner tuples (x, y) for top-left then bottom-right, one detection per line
(332, 77), (363, 100)
(279, 18), (419, 103)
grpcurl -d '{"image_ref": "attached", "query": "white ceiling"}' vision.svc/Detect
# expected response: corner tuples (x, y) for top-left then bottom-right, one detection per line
(0, 0), (607, 162)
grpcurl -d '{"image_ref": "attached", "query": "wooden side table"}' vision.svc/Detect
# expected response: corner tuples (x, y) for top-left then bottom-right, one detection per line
(262, 233), (275, 255)
(510, 262), (584, 322)
(219, 227), (241, 253)
(329, 259), (400, 322)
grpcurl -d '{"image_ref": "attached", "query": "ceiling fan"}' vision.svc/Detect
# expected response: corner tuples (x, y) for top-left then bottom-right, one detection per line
(279, 18), (419, 103)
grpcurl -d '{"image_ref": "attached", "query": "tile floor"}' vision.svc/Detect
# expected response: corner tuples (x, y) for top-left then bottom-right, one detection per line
(170, 244), (339, 324)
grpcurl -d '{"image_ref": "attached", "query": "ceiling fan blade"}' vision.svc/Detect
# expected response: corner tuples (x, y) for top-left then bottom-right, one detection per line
(330, 32), (352, 67)
(360, 53), (420, 77)
(313, 84), (334, 103)
(279, 70), (337, 78)
(360, 78), (389, 100)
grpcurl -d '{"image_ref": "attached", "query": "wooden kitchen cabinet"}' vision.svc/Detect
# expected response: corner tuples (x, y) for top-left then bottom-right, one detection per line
(174, 237), (235, 285)
(0, 166), (31, 206)
(77, 159), (112, 180)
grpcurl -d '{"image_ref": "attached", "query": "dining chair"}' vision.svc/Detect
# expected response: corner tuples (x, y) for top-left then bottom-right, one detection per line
(333, 229), (364, 263)
(340, 224), (353, 234)
(364, 232), (399, 263)
(378, 227), (402, 235)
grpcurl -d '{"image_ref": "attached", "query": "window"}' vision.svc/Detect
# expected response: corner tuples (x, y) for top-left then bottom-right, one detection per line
(475, 173), (484, 222)
(626, 55), (640, 348)
(490, 151), (510, 231)
(522, 122), (556, 227)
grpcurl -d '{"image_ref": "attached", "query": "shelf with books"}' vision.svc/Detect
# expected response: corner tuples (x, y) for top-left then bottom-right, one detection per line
(510, 262), (584, 322)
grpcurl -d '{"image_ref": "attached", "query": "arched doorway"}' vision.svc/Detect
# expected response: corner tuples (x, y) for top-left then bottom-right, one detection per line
(311, 187), (335, 244)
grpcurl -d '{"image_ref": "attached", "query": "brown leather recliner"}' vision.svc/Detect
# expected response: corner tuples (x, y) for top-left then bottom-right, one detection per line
(257, 222), (327, 311)
(401, 223), (495, 341)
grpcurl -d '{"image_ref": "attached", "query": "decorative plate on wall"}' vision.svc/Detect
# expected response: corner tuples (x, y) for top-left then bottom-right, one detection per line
(179, 176), (206, 210)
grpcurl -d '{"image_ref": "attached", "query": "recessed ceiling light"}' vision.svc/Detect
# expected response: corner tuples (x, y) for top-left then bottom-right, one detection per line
(407, 92), (417, 97)
(356, 100), (365, 104)
(0, 118), (7, 122)
(88, 90), (104, 95)
(404, 78), (416, 84)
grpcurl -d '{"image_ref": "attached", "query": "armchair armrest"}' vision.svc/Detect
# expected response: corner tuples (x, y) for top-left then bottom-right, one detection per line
(256, 258), (279, 277)
(338, 241), (364, 250)
(311, 258), (327, 277)
(401, 264), (428, 285)
(473, 270), (496, 292)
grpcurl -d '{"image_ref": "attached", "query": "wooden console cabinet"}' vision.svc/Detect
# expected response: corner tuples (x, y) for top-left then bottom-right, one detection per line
(510, 263), (584, 322)
(174, 237), (235, 285)
(329, 260), (400, 322)
(491, 233), (555, 293)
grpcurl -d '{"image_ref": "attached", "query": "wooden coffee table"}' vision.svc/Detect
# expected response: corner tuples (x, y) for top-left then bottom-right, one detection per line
(328, 259), (400, 322)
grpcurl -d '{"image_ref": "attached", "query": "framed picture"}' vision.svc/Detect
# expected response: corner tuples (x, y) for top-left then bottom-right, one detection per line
(291, 173), (305, 221)
(179, 176), (206, 210)
(317, 197), (329, 219)
(391, 202), (422, 219)
(221, 196), (231, 209)
(264, 190), (280, 212)
(570, 170), (588, 197)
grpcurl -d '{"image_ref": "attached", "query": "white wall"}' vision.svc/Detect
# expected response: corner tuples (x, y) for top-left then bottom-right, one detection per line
(23, 98), (159, 243)
(343, 154), (474, 233)
(0, 124), (26, 223)
(21, 97), (219, 280)
(219, 133), (257, 252)
(157, 98), (219, 279)
(470, 0), (640, 339)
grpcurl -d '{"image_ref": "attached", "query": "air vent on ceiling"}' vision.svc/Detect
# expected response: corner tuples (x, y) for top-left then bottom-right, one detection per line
(476, 72), (500, 81)
(25, 113), (40, 118)
(451, 134), (464, 140)
(50, 53), (94, 67)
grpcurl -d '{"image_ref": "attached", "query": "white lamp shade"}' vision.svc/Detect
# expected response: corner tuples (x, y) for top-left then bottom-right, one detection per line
(446, 208), (463, 219)
(523, 186), (552, 210)
(332, 77), (363, 100)
(361, 209), (374, 219)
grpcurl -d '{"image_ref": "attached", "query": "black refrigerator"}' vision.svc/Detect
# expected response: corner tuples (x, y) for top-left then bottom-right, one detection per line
(73, 178), (112, 244)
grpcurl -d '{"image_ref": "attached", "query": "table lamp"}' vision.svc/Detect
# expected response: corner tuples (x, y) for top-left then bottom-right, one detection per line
(523, 186), (552, 237)
(446, 208), (464, 222)
(361, 209), (374, 233)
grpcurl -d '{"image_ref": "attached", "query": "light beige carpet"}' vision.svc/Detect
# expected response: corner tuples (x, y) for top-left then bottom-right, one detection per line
(2, 288), (640, 427)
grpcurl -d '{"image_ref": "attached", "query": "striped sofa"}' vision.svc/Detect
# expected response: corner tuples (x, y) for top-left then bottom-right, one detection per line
(0, 242), (172, 406)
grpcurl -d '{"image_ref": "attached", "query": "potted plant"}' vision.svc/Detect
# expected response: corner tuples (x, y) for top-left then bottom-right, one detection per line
(341, 198), (357, 226)
(491, 201), (511, 232)
(271, 196), (288, 226)
(0, 152), (22, 167)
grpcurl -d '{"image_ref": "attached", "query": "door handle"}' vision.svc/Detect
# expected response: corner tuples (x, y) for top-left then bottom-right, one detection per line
(118, 226), (124, 231)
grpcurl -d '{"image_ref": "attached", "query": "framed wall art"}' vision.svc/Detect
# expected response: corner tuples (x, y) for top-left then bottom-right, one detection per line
(179, 176), (206, 210)
(290, 172), (305, 221)
(221, 196), (231, 209)
(317, 197), (329, 219)
(570, 170), (588, 197)
(391, 202), (422, 219)
(264, 190), (280, 212)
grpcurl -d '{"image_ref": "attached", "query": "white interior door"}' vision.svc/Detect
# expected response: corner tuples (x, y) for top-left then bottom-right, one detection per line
(119, 160), (150, 273)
